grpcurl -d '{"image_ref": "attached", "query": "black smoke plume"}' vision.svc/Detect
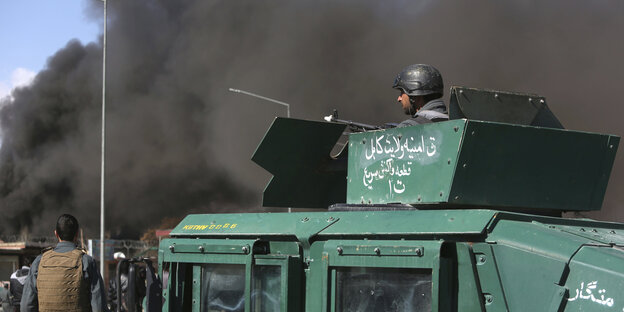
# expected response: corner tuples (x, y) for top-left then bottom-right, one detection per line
(0, 0), (622, 238)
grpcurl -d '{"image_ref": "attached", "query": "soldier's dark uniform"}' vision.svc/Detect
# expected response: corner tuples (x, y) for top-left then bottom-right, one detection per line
(392, 64), (449, 127)
(10, 266), (30, 311)
(0, 283), (11, 312)
(397, 98), (448, 127)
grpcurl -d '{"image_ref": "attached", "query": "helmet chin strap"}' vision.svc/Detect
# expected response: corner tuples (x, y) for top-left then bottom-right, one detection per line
(409, 98), (417, 116)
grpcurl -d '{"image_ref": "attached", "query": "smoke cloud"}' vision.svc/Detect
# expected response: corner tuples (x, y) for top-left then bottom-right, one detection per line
(0, 0), (622, 238)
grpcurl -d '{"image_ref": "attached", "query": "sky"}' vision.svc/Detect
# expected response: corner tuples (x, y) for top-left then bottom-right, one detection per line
(0, 0), (99, 101)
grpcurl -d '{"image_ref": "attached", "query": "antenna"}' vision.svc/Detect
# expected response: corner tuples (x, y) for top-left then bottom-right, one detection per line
(228, 88), (291, 118)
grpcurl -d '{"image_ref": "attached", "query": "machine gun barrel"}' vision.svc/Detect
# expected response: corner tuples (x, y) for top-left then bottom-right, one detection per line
(324, 110), (389, 132)
(324, 115), (381, 130)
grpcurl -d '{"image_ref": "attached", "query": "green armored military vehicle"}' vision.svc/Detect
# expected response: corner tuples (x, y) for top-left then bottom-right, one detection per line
(158, 87), (622, 311)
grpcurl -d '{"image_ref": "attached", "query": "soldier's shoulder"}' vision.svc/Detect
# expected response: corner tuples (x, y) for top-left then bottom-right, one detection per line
(398, 117), (429, 127)
(41, 246), (54, 254)
(31, 252), (44, 268)
(80, 251), (98, 264)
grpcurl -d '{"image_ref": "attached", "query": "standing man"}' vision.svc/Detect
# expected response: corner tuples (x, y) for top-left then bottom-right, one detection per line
(1, 283), (11, 312)
(392, 64), (449, 127)
(20, 214), (108, 312)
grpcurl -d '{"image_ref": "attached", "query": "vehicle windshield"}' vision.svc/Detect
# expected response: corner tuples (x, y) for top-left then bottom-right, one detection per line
(335, 267), (432, 312)
(201, 264), (245, 312)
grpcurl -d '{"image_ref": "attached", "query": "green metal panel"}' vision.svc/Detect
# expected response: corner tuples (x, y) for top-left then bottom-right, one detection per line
(192, 265), (200, 312)
(564, 246), (624, 311)
(346, 119), (618, 212)
(555, 225), (624, 246)
(170, 210), (496, 238)
(482, 213), (624, 311)
(245, 259), (252, 311)
(448, 86), (563, 128)
(452, 243), (486, 312)
(268, 241), (300, 255)
(490, 244), (568, 311)
(305, 242), (329, 311)
(450, 121), (619, 211)
(471, 243), (509, 311)
(347, 119), (466, 204)
(323, 240), (441, 268)
(252, 117), (347, 208)
(317, 209), (495, 236)
(293, 215), (340, 258)
(170, 213), (335, 238)
(336, 244), (423, 256)
(486, 214), (624, 257)
(170, 242), (250, 254)
(160, 238), (255, 264)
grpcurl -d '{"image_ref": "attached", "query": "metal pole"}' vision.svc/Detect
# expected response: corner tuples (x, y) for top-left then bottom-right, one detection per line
(228, 88), (290, 118)
(100, 0), (107, 276)
(227, 88), (292, 212)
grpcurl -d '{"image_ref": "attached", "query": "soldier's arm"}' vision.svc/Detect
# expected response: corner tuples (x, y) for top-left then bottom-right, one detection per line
(20, 256), (41, 312)
(84, 255), (109, 312)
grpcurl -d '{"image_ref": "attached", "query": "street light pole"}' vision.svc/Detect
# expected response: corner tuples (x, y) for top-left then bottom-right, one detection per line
(100, 0), (107, 276)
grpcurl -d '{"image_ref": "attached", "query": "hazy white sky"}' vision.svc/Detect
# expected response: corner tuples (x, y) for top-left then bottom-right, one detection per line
(0, 0), (100, 101)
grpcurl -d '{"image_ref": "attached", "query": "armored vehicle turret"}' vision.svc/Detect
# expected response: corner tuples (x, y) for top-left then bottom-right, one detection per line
(159, 87), (622, 311)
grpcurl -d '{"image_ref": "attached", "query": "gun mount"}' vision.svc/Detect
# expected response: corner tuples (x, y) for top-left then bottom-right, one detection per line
(323, 109), (396, 132)
(253, 86), (619, 214)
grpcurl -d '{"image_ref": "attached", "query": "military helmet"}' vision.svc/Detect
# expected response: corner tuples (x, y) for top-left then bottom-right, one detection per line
(392, 64), (444, 97)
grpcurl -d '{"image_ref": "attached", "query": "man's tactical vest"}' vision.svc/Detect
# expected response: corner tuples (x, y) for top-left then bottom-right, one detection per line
(37, 249), (90, 312)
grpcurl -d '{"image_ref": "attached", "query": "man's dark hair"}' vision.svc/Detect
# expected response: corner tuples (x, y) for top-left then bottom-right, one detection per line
(56, 214), (79, 241)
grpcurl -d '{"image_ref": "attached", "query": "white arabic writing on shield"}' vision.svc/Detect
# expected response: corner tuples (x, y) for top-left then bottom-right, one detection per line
(567, 281), (614, 307)
(362, 134), (438, 194)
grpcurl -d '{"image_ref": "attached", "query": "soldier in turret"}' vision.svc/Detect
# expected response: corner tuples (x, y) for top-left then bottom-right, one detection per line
(20, 214), (108, 312)
(392, 64), (449, 127)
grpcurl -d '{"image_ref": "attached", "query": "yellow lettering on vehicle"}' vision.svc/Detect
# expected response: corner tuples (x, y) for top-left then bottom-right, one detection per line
(182, 223), (239, 230)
